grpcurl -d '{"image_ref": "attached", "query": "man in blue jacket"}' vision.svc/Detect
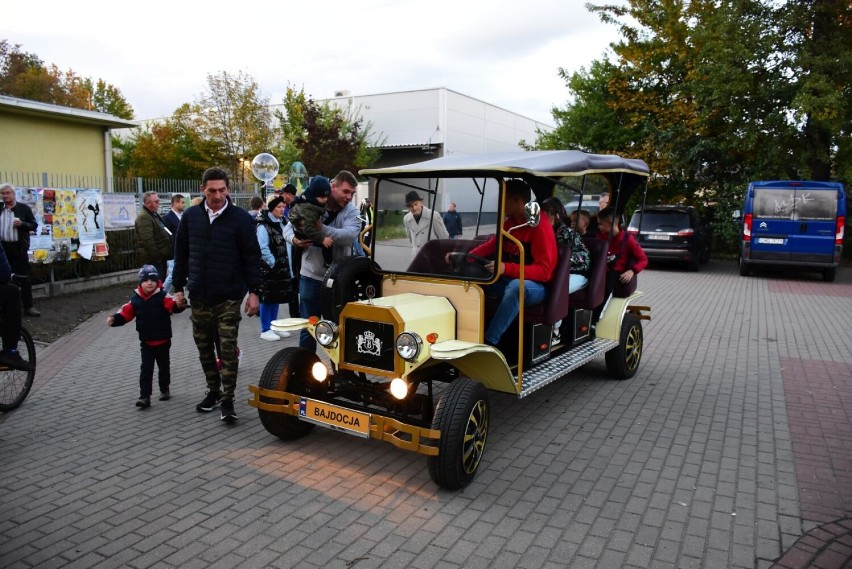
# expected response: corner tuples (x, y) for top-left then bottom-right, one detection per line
(172, 167), (261, 424)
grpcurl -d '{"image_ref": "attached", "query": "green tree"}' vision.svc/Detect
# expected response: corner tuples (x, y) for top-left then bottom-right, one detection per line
(275, 85), (382, 178)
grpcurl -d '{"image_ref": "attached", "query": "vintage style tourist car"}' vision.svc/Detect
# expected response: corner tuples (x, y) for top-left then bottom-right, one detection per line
(248, 150), (651, 489)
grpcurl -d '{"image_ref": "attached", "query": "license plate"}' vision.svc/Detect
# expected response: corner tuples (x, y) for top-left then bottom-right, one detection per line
(758, 237), (785, 245)
(299, 397), (371, 438)
(647, 234), (670, 241)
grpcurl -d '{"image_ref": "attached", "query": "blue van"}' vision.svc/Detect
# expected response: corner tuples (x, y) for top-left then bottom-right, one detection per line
(737, 180), (846, 281)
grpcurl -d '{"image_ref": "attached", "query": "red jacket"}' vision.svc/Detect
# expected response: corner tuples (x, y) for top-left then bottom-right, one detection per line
(471, 212), (557, 282)
(597, 229), (648, 274)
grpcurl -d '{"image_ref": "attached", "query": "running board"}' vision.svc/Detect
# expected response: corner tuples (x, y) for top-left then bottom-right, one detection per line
(516, 338), (618, 398)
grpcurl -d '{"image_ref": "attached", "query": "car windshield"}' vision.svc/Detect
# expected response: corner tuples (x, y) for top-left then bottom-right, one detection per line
(630, 210), (691, 231)
(370, 175), (502, 279)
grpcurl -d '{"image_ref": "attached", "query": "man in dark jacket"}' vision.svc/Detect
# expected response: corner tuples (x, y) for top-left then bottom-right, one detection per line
(172, 168), (262, 424)
(161, 194), (185, 293)
(443, 202), (463, 239)
(134, 191), (172, 281)
(0, 183), (40, 317)
(0, 243), (34, 371)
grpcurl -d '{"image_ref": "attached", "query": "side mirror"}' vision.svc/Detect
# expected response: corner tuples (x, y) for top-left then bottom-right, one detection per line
(524, 201), (541, 228)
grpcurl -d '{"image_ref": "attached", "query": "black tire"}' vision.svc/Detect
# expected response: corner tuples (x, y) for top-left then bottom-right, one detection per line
(605, 313), (643, 380)
(0, 327), (36, 412)
(427, 378), (489, 490)
(686, 254), (700, 272)
(321, 256), (381, 323)
(823, 267), (836, 282)
(738, 256), (751, 277)
(257, 347), (318, 440)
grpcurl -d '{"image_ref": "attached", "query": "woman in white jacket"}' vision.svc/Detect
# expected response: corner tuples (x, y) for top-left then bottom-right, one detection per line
(403, 191), (449, 253)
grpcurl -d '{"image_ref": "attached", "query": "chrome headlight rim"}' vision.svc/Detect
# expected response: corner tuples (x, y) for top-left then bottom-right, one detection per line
(315, 320), (339, 347)
(395, 331), (423, 362)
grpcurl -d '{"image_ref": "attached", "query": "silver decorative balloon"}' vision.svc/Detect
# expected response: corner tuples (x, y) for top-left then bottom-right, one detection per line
(250, 153), (279, 183)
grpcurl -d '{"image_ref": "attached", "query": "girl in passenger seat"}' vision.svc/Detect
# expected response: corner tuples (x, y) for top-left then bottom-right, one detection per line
(542, 197), (591, 344)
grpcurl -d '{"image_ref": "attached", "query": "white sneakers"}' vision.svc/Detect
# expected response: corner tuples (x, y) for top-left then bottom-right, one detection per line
(260, 330), (281, 341)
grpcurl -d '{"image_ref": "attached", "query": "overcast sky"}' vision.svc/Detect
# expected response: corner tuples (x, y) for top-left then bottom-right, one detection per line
(1, 0), (620, 125)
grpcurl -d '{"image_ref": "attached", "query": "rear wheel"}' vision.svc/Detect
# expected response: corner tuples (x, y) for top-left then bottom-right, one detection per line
(686, 254), (700, 272)
(428, 378), (489, 490)
(605, 313), (642, 379)
(738, 256), (751, 276)
(0, 327), (36, 412)
(257, 347), (318, 440)
(823, 267), (836, 282)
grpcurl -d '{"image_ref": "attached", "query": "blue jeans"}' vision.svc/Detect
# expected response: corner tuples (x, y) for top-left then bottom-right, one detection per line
(299, 276), (323, 351)
(259, 302), (280, 333)
(162, 259), (175, 293)
(483, 277), (546, 345)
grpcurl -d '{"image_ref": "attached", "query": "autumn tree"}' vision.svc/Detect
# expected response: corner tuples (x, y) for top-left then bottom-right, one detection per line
(195, 70), (274, 178)
(0, 39), (134, 119)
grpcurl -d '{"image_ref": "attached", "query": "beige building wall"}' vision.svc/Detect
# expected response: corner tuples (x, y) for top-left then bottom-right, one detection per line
(0, 113), (106, 177)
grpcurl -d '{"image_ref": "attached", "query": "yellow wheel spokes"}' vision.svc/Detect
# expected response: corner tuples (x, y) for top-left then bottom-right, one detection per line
(625, 325), (642, 371)
(461, 400), (489, 474)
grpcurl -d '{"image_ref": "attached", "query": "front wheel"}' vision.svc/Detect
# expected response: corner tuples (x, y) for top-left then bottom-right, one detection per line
(257, 347), (318, 440)
(605, 313), (643, 380)
(428, 379), (490, 490)
(0, 327), (36, 412)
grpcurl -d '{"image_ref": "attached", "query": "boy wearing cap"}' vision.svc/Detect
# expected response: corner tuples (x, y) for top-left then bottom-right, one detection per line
(107, 265), (186, 408)
(289, 176), (334, 267)
(403, 190), (449, 254)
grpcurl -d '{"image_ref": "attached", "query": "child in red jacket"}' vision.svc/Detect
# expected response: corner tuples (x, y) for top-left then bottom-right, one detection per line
(107, 265), (185, 408)
(596, 207), (648, 297)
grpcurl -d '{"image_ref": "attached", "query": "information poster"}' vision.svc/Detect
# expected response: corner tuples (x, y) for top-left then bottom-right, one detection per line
(75, 189), (105, 244)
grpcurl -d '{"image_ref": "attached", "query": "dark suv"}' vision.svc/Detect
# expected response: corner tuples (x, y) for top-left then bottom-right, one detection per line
(627, 205), (711, 271)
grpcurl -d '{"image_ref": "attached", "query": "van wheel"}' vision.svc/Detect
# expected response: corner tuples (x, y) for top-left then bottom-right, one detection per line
(321, 256), (381, 322)
(738, 256), (751, 276)
(823, 268), (836, 282)
(427, 379), (489, 490)
(257, 347), (317, 440)
(605, 314), (643, 379)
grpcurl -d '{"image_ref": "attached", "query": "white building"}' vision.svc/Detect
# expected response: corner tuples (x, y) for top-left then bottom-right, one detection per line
(316, 87), (553, 212)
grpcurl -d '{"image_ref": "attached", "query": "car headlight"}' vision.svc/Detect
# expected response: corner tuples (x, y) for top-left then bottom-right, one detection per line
(315, 320), (338, 347)
(395, 332), (422, 361)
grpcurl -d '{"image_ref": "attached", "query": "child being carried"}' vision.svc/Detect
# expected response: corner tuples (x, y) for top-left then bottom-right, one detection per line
(289, 176), (334, 267)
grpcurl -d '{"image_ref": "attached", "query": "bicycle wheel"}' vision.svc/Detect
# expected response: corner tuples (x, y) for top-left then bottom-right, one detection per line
(0, 327), (36, 411)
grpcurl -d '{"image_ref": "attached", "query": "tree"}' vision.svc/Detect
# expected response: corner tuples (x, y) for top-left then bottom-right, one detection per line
(0, 39), (134, 118)
(195, 70), (274, 178)
(275, 85), (382, 178)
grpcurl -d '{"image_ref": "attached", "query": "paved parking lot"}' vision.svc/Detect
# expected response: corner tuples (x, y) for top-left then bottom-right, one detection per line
(1, 260), (851, 569)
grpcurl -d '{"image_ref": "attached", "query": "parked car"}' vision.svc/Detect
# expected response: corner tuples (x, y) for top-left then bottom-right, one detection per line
(627, 205), (711, 271)
(248, 150), (652, 490)
(564, 194), (602, 217)
(735, 180), (846, 281)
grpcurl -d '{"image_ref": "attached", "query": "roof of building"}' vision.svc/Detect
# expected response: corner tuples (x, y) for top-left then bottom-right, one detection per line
(0, 94), (138, 129)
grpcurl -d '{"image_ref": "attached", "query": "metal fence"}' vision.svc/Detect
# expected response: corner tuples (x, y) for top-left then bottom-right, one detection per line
(0, 171), (264, 291)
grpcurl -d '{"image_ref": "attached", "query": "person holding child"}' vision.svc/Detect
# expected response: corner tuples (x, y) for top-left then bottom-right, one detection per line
(288, 176), (334, 268)
(107, 265), (185, 408)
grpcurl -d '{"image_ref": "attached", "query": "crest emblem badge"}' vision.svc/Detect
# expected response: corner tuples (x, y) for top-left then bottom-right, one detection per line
(356, 330), (382, 356)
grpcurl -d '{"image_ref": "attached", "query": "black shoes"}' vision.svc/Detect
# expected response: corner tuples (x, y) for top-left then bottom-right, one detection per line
(0, 350), (35, 372)
(196, 391), (221, 412)
(159, 391), (170, 401)
(136, 397), (151, 408)
(24, 307), (41, 317)
(220, 400), (237, 424)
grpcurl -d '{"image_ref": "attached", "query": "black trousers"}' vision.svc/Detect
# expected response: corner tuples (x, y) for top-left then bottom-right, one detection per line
(2, 242), (33, 309)
(139, 340), (171, 399)
(0, 281), (22, 351)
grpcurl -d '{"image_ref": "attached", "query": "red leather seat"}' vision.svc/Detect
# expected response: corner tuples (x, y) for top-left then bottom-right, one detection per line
(569, 238), (607, 310)
(525, 243), (572, 326)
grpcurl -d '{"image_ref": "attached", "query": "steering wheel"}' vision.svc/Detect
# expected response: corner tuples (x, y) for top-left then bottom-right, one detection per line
(448, 252), (491, 278)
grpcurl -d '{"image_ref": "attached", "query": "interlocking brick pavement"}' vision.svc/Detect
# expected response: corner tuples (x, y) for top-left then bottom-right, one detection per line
(1, 260), (852, 568)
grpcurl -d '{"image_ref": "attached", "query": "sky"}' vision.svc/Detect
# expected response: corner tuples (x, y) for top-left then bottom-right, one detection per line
(1, 0), (621, 126)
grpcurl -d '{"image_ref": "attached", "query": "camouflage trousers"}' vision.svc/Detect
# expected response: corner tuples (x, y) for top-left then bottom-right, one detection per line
(190, 299), (242, 401)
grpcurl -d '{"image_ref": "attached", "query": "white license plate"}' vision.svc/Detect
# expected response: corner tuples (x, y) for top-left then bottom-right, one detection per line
(647, 234), (670, 241)
(758, 237), (785, 245)
(299, 397), (371, 438)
